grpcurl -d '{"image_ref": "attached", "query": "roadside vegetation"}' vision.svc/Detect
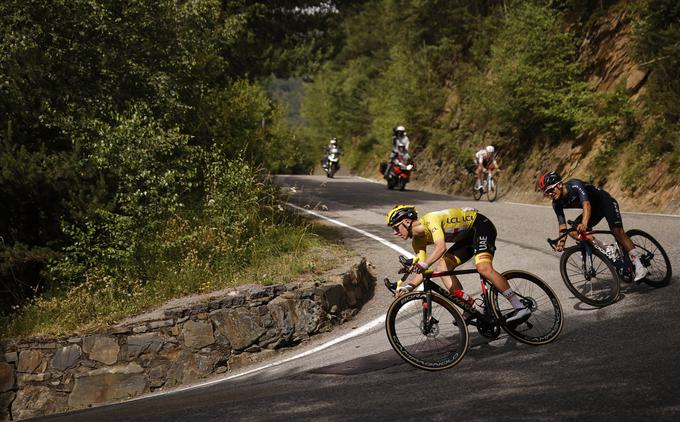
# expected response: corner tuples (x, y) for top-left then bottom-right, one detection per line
(3, 216), (351, 337)
(0, 0), (354, 338)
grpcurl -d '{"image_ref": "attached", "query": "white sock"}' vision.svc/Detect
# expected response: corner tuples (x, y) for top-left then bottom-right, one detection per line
(629, 248), (643, 268)
(502, 288), (524, 310)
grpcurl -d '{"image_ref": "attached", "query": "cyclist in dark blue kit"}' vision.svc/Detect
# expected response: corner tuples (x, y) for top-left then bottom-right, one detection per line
(538, 171), (648, 281)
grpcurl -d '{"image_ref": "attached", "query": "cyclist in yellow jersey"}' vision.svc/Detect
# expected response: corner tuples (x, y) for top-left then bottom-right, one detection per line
(386, 205), (531, 323)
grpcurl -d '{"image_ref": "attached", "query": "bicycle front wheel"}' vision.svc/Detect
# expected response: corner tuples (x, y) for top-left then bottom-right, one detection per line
(385, 292), (469, 371)
(473, 184), (483, 200)
(626, 229), (672, 288)
(560, 245), (620, 306)
(491, 271), (563, 345)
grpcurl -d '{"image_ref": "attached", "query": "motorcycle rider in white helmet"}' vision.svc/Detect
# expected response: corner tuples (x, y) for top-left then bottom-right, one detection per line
(385, 126), (411, 178)
(392, 125), (410, 151)
(474, 145), (501, 190)
(323, 137), (340, 169)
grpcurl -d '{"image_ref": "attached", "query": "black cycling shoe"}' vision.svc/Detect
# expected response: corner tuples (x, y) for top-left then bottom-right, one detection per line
(453, 311), (476, 327)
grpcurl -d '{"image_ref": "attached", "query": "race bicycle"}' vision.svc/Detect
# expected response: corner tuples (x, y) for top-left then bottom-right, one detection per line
(384, 256), (563, 371)
(547, 220), (672, 307)
(473, 168), (498, 202)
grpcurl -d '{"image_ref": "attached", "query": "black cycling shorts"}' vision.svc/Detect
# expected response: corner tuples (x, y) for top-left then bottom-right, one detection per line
(444, 213), (497, 266)
(574, 192), (623, 229)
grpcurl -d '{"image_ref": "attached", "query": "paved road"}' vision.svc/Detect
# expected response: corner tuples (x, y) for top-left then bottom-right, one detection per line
(40, 175), (680, 421)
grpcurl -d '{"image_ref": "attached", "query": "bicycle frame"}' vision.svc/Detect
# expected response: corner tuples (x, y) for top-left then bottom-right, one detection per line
(398, 268), (500, 331)
(485, 171), (495, 192)
(476, 169), (494, 193)
(548, 225), (634, 280)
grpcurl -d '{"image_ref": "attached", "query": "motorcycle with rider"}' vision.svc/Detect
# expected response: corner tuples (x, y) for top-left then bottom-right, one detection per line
(322, 138), (341, 178)
(382, 133), (414, 190)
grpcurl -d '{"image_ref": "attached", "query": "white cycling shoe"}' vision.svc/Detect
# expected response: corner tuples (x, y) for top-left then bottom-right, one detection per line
(634, 265), (649, 282)
(506, 307), (531, 324)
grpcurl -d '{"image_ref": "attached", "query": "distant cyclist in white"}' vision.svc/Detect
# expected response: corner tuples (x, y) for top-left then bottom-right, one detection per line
(474, 145), (501, 190)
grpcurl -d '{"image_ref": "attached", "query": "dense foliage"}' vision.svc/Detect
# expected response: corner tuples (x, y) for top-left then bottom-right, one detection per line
(622, 0), (680, 191)
(0, 0), (352, 326)
(301, 0), (479, 168)
(299, 0), (679, 189)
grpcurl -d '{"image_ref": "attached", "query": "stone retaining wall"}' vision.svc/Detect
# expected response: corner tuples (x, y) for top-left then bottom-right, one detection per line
(0, 258), (375, 421)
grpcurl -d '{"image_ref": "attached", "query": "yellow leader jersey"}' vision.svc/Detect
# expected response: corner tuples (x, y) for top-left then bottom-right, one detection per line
(412, 208), (478, 262)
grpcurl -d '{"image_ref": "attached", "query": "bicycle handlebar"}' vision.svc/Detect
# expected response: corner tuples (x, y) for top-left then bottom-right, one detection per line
(384, 256), (413, 292)
(546, 220), (582, 250)
(384, 255), (482, 293)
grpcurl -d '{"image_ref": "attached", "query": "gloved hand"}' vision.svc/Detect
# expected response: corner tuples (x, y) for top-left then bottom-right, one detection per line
(410, 261), (429, 274)
(396, 283), (415, 297)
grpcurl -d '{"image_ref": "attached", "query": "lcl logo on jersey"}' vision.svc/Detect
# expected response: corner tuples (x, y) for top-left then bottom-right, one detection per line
(446, 215), (474, 224)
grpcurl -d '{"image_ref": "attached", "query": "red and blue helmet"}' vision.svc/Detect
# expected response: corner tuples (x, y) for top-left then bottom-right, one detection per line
(537, 171), (562, 193)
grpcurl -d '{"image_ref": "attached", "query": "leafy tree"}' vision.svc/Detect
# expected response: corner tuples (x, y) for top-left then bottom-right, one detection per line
(0, 0), (348, 315)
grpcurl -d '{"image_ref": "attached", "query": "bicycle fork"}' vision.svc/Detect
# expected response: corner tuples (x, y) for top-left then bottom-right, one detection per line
(421, 291), (439, 336)
(581, 243), (597, 279)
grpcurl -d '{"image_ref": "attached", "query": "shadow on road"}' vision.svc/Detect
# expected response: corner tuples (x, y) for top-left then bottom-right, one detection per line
(275, 175), (456, 213)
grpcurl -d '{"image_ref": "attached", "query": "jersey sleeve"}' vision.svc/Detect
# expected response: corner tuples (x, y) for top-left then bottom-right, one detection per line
(412, 237), (428, 263)
(552, 201), (566, 225)
(423, 215), (445, 244)
(570, 180), (589, 203)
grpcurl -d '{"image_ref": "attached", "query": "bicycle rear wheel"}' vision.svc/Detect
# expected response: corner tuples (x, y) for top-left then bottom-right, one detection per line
(491, 271), (563, 345)
(385, 292), (469, 371)
(560, 245), (620, 306)
(626, 229), (672, 288)
(487, 176), (498, 202)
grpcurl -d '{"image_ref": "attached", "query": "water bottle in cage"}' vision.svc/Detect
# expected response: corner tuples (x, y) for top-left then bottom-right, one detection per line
(452, 289), (475, 309)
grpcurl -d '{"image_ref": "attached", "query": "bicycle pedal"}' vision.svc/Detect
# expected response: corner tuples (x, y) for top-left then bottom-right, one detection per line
(464, 312), (477, 325)
(452, 313), (476, 327)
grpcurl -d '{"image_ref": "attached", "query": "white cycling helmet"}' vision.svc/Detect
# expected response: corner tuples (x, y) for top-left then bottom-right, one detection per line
(396, 125), (406, 132)
(330, 138), (337, 144)
(485, 145), (495, 153)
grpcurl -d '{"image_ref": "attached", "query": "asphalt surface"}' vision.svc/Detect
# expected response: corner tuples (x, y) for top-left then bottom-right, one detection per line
(38, 175), (680, 422)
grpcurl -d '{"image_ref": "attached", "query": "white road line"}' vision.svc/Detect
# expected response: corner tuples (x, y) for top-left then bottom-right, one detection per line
(127, 202), (414, 400)
(135, 313), (386, 399)
(355, 175), (382, 184)
(505, 201), (680, 218)
(194, 203), (416, 382)
(288, 203), (413, 257)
